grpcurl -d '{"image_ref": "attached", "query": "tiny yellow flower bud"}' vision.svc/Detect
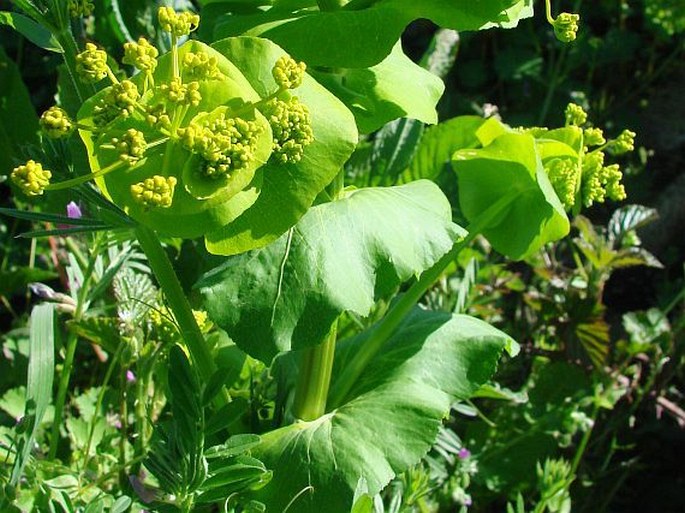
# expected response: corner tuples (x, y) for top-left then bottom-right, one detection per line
(40, 106), (74, 139)
(130, 175), (177, 208)
(11, 160), (52, 196)
(262, 97), (314, 164)
(158, 7), (200, 37)
(76, 43), (109, 83)
(112, 129), (147, 164)
(565, 103), (587, 127)
(183, 51), (220, 80)
(122, 37), (159, 73)
(583, 127), (605, 147)
(272, 56), (307, 90)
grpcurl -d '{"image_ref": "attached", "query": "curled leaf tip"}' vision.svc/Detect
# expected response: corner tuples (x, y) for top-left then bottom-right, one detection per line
(553, 12), (580, 43)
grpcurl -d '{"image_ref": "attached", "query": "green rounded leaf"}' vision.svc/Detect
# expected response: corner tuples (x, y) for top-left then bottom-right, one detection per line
(250, 309), (516, 513)
(78, 40), (269, 238)
(311, 42), (445, 134)
(214, 0), (534, 68)
(198, 180), (464, 363)
(452, 132), (570, 260)
(205, 36), (358, 255)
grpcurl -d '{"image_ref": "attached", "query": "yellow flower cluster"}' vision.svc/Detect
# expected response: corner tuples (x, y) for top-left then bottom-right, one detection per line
(263, 97), (314, 164)
(183, 52), (220, 80)
(582, 153), (626, 207)
(112, 129), (147, 164)
(93, 80), (141, 126)
(123, 37), (159, 73)
(160, 77), (202, 106)
(11, 160), (52, 196)
(76, 43), (109, 83)
(609, 129), (636, 155)
(40, 106), (74, 139)
(545, 158), (578, 210)
(272, 56), (306, 90)
(158, 7), (200, 37)
(130, 175), (177, 208)
(565, 103), (587, 127)
(179, 113), (263, 178)
(583, 127), (605, 147)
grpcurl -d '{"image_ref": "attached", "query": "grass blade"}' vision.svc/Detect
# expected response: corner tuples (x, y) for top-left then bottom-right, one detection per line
(9, 303), (56, 487)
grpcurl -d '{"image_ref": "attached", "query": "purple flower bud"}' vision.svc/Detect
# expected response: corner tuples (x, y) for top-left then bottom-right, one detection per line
(66, 201), (82, 219)
(126, 370), (136, 383)
(464, 496), (473, 507)
(458, 447), (471, 459)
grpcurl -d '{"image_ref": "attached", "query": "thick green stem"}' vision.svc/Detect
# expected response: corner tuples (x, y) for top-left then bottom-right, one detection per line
(329, 192), (516, 408)
(293, 320), (338, 421)
(134, 225), (215, 381)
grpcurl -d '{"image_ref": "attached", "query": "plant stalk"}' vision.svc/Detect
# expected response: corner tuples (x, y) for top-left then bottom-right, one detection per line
(134, 225), (215, 382)
(293, 319), (338, 421)
(329, 191), (516, 408)
(48, 234), (101, 459)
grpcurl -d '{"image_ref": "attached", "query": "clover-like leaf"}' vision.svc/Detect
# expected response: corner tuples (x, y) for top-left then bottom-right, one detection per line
(249, 309), (516, 513)
(205, 37), (358, 255)
(452, 132), (570, 260)
(198, 180), (464, 363)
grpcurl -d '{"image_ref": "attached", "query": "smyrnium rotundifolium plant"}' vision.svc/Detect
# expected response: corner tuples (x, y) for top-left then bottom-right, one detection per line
(11, 7), (357, 254)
